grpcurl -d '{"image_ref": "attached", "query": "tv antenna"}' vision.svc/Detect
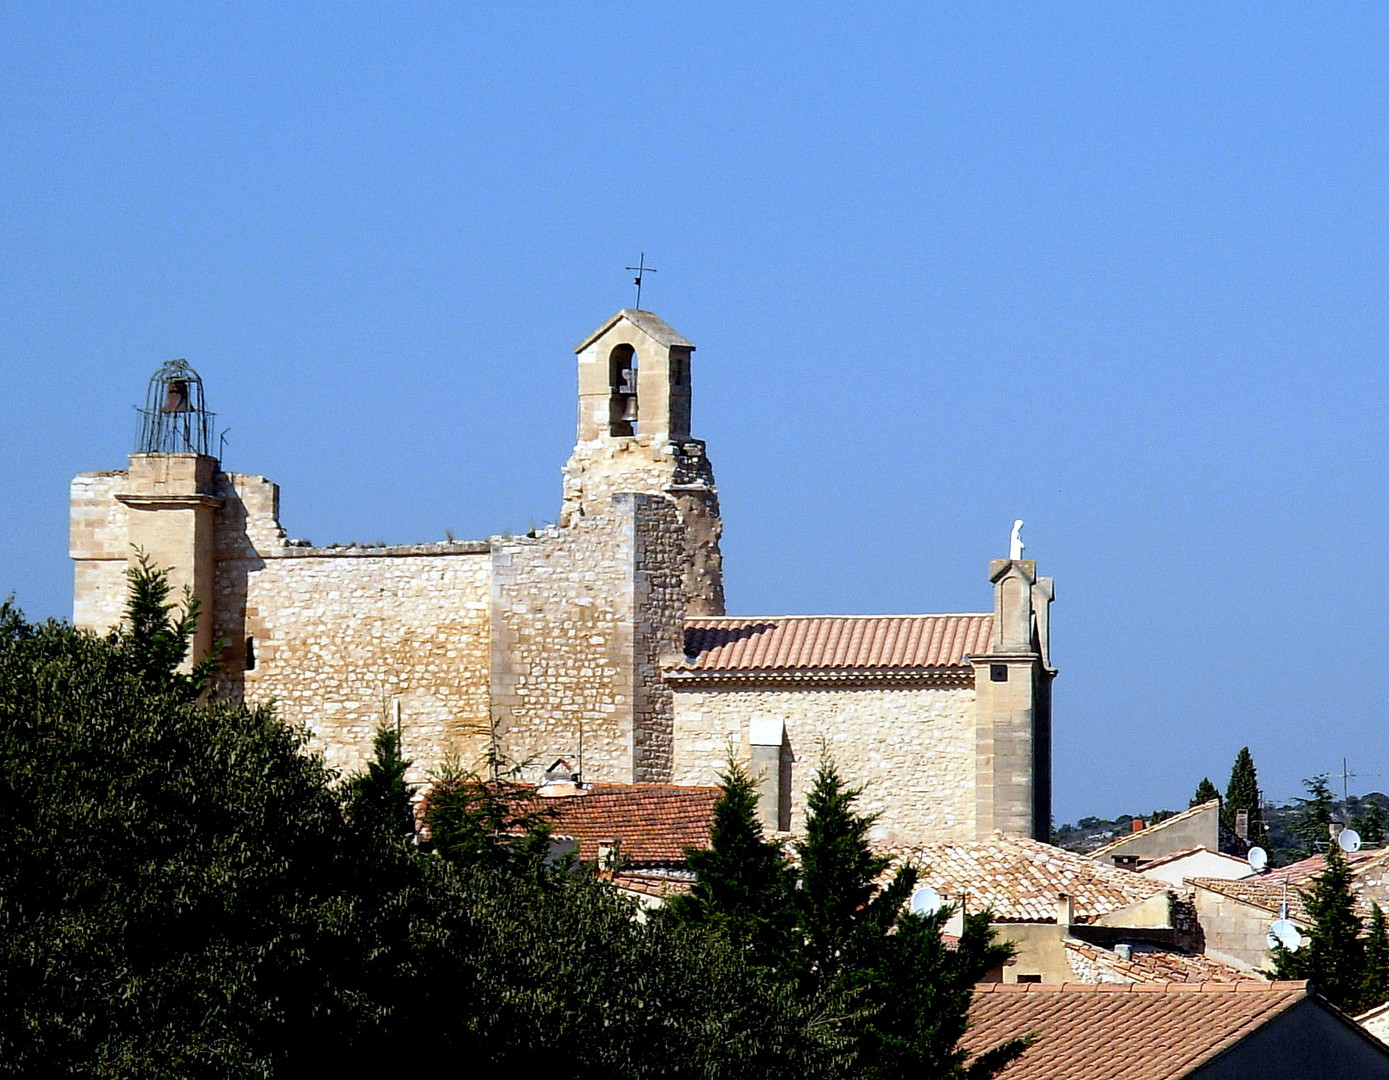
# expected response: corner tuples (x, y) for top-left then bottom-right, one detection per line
(625, 252), (657, 309)
(1247, 846), (1268, 873)
(1340, 828), (1363, 854)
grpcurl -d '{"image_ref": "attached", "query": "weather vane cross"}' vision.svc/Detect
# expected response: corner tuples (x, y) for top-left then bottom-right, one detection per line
(625, 252), (657, 309)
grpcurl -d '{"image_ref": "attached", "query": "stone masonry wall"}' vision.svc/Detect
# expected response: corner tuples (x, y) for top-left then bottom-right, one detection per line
(490, 492), (688, 785)
(670, 684), (978, 845)
(490, 506), (634, 784)
(70, 471), (137, 631)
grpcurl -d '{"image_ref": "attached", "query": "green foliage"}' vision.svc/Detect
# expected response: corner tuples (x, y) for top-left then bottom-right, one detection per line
(1223, 746), (1264, 843)
(1354, 800), (1387, 847)
(669, 753), (1028, 1079)
(1191, 777), (1220, 807)
(423, 751), (557, 875)
(1293, 774), (1336, 857)
(345, 722), (418, 840)
(664, 758), (797, 967)
(1363, 904), (1389, 1013)
(1271, 842), (1366, 1011)
(0, 572), (858, 1078)
(121, 549), (220, 696)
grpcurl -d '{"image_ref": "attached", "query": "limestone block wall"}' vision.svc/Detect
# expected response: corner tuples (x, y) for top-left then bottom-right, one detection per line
(670, 683), (978, 845)
(70, 471), (132, 632)
(490, 492), (688, 786)
(1190, 887), (1274, 973)
(204, 471), (493, 784)
(222, 549), (493, 785)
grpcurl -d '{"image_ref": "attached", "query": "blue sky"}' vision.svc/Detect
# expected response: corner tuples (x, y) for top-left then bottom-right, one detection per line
(3, 4), (1387, 822)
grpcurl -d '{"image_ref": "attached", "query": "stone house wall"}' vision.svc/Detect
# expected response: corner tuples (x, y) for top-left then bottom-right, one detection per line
(670, 683), (977, 846)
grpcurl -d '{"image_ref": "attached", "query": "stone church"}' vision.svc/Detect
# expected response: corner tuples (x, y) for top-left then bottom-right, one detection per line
(70, 309), (1055, 845)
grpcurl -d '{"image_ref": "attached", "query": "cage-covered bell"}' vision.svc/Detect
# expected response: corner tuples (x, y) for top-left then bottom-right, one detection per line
(136, 359), (217, 456)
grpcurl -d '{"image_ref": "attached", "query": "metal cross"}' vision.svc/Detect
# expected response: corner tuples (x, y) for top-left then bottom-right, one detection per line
(625, 252), (658, 309)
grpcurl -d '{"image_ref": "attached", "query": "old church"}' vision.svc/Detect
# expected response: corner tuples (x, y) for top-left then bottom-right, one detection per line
(71, 309), (1055, 845)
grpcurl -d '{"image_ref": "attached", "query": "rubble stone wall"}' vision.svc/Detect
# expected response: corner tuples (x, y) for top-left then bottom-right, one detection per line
(670, 683), (978, 845)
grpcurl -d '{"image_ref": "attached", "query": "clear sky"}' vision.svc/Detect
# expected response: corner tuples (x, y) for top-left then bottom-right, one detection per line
(3, 4), (1387, 823)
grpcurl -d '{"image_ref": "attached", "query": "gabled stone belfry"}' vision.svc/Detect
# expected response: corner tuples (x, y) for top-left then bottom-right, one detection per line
(71, 308), (1055, 845)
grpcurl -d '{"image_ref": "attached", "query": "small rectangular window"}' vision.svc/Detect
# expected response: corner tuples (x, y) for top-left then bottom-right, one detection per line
(245, 636), (257, 671)
(990, 663), (1008, 682)
(1016, 974), (1043, 984)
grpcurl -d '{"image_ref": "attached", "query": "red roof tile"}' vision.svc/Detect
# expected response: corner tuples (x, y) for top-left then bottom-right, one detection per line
(1188, 848), (1389, 924)
(962, 981), (1312, 1080)
(673, 614), (993, 678)
(536, 784), (720, 867)
(1063, 939), (1254, 984)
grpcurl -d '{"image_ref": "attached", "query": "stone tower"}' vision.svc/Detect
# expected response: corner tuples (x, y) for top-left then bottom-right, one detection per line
(560, 309), (724, 616)
(71, 360), (223, 665)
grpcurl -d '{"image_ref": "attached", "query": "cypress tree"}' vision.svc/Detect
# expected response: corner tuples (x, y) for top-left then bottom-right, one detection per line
(664, 758), (796, 967)
(346, 722), (418, 840)
(1293, 774), (1336, 857)
(1223, 747), (1264, 843)
(1272, 841), (1365, 1010)
(1191, 777), (1220, 808)
(1362, 904), (1389, 1013)
(1354, 800), (1388, 847)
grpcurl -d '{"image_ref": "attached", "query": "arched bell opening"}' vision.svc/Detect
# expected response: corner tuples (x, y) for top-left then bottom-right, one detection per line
(607, 343), (638, 437)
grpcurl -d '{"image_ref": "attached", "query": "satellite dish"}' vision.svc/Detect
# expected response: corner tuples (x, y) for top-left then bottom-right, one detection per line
(910, 885), (943, 917)
(1340, 828), (1362, 853)
(1268, 919), (1303, 953)
(1247, 846), (1268, 873)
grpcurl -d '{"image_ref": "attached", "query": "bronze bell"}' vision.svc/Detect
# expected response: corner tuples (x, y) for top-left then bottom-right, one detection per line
(161, 378), (190, 413)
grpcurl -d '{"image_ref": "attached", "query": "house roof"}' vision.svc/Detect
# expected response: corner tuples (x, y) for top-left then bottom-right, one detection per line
(671, 613), (993, 682)
(1086, 800), (1220, 860)
(575, 309), (694, 352)
(1188, 848), (1388, 924)
(1063, 939), (1254, 984)
(962, 981), (1311, 1080)
(1137, 846), (1252, 875)
(536, 784), (720, 867)
(889, 834), (1170, 923)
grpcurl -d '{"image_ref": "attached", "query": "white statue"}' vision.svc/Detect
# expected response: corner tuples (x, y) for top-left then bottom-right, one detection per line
(1009, 519), (1025, 560)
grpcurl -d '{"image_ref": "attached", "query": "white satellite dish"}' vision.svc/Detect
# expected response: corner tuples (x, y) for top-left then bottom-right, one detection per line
(1340, 828), (1362, 853)
(910, 885), (943, 917)
(1268, 919), (1303, 953)
(1247, 846), (1268, 873)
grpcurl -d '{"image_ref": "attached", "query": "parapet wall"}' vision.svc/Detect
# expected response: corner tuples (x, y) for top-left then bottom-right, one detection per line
(670, 682), (978, 845)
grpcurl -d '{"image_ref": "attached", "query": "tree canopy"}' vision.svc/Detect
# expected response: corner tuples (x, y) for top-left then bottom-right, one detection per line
(0, 569), (860, 1078)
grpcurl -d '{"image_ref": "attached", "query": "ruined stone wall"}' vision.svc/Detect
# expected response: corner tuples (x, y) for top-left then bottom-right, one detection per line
(560, 437), (724, 616)
(670, 683), (978, 845)
(491, 492), (688, 785)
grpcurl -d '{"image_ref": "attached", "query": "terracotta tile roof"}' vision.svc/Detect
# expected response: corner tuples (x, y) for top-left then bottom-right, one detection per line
(534, 784), (720, 868)
(613, 872), (695, 899)
(962, 981), (1311, 1080)
(1086, 800), (1220, 860)
(671, 614), (993, 681)
(1188, 848), (1389, 924)
(1063, 939), (1254, 984)
(889, 834), (1170, 923)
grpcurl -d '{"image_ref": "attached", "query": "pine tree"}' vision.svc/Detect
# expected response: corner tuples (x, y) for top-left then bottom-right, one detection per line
(1191, 777), (1220, 807)
(664, 758), (796, 968)
(345, 722), (417, 840)
(121, 548), (219, 697)
(1271, 841), (1365, 1010)
(1223, 747), (1264, 843)
(1362, 904), (1389, 1012)
(423, 750), (556, 874)
(1354, 800), (1388, 847)
(1293, 774), (1336, 856)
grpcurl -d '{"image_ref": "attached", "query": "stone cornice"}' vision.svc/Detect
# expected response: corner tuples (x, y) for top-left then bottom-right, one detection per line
(662, 667), (976, 689)
(116, 492), (224, 510)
